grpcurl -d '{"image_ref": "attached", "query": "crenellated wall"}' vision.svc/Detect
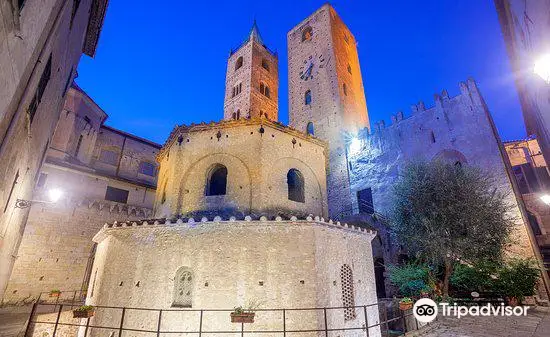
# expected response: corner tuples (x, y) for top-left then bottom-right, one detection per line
(347, 79), (536, 260)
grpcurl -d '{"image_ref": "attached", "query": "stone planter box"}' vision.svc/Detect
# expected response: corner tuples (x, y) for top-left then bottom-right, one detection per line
(230, 312), (255, 323)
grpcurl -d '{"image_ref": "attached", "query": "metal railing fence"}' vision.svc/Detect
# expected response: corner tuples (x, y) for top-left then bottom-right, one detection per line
(25, 299), (430, 337)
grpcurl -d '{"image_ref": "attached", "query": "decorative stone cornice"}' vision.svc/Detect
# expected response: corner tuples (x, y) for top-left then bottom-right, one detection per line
(93, 214), (377, 244)
(157, 116), (328, 161)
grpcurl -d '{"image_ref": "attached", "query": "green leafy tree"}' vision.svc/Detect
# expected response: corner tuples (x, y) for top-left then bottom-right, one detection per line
(391, 161), (514, 297)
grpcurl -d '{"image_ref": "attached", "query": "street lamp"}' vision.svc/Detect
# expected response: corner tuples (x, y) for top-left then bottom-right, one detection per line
(534, 54), (550, 83)
(349, 137), (362, 156)
(15, 188), (64, 209)
(540, 194), (550, 205)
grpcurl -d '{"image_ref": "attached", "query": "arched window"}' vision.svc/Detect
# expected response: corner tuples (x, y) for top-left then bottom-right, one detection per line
(206, 164), (228, 196)
(340, 264), (356, 320)
(232, 112), (236, 119)
(287, 169), (305, 203)
(302, 26), (313, 42)
(306, 122), (314, 135)
(260, 82), (270, 98)
(305, 90), (312, 105)
(172, 267), (193, 307)
(261, 59), (269, 71)
(347, 64), (352, 74)
(235, 57), (243, 71)
(236, 110), (241, 120)
(343, 83), (348, 96)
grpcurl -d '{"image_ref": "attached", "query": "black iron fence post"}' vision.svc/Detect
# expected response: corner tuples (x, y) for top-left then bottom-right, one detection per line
(323, 308), (328, 337)
(24, 302), (38, 337)
(282, 309), (286, 337)
(384, 304), (389, 337)
(84, 316), (91, 337)
(118, 307), (126, 337)
(52, 304), (63, 337)
(157, 309), (162, 337)
(71, 291), (77, 308)
(199, 310), (203, 337)
(363, 305), (369, 337)
(241, 321), (244, 337)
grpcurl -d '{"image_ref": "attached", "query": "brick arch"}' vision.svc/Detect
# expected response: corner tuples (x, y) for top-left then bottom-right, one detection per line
(176, 153), (252, 215)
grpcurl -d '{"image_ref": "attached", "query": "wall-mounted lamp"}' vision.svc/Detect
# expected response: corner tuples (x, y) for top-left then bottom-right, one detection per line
(15, 188), (64, 209)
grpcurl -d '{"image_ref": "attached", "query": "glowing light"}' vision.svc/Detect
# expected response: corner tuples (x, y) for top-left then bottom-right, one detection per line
(349, 137), (362, 155)
(534, 54), (550, 83)
(48, 188), (64, 203)
(540, 194), (550, 205)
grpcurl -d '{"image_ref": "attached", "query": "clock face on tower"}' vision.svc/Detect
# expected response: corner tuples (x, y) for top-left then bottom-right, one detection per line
(299, 53), (329, 81)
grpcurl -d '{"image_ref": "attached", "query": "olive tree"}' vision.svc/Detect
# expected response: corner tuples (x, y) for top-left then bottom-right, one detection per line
(391, 161), (514, 296)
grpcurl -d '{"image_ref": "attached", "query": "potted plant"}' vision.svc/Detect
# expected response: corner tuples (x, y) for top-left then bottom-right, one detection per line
(49, 289), (61, 297)
(399, 297), (413, 311)
(230, 306), (255, 323)
(73, 305), (95, 318)
(230, 299), (263, 323)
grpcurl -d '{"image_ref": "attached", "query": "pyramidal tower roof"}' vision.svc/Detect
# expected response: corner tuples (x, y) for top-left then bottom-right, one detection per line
(248, 19), (264, 45)
(230, 20), (276, 56)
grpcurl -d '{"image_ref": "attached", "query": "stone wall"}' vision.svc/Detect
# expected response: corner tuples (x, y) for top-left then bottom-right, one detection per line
(91, 125), (161, 187)
(155, 119), (328, 219)
(4, 83), (159, 303)
(495, 0), (550, 175)
(224, 33), (278, 122)
(3, 162), (154, 304)
(347, 79), (536, 259)
(287, 4), (369, 219)
(84, 217), (380, 337)
(48, 85), (107, 165)
(0, 0), (107, 300)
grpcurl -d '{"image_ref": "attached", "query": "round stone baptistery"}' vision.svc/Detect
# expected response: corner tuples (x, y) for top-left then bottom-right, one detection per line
(154, 117), (329, 219)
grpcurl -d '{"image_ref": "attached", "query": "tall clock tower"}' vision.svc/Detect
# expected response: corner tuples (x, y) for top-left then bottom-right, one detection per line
(224, 21), (279, 121)
(287, 4), (370, 218)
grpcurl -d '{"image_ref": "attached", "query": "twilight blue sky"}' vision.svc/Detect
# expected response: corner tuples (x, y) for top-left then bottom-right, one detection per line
(76, 0), (525, 145)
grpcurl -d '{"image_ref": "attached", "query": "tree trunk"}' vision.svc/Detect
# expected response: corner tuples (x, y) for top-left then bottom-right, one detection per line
(443, 259), (453, 298)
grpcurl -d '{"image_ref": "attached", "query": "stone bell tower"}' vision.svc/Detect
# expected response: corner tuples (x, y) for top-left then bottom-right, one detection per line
(223, 21), (279, 121)
(287, 4), (370, 218)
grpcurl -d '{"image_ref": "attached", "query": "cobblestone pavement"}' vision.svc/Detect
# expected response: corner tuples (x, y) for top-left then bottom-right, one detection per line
(408, 307), (550, 337)
(0, 305), (32, 337)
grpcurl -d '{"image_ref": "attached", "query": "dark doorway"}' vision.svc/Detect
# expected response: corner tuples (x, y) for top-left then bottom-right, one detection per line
(207, 165), (228, 196)
(374, 258), (387, 298)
